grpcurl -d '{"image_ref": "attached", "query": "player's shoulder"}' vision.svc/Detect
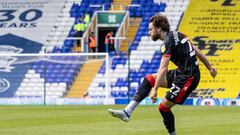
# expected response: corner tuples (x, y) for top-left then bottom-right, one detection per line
(166, 31), (186, 38)
(164, 31), (187, 46)
(164, 31), (177, 46)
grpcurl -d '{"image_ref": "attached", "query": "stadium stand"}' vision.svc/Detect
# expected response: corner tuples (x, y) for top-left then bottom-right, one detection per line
(87, 0), (239, 100)
(11, 0), (112, 98)
(87, 0), (191, 98)
(0, 0), (168, 99)
(9, 0), (83, 98)
(1, 0), (239, 104)
(14, 57), (81, 98)
(0, 36), (43, 97)
(44, 1), (76, 53)
(87, 0), (169, 98)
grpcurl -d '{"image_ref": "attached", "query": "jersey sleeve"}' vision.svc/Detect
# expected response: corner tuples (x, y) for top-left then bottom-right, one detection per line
(161, 38), (173, 57)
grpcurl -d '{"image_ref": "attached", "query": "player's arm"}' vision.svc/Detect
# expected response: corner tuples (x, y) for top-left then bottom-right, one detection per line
(193, 45), (217, 78)
(151, 56), (170, 103)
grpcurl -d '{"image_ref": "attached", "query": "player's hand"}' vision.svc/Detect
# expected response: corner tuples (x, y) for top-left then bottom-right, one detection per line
(151, 90), (158, 103)
(209, 67), (217, 79)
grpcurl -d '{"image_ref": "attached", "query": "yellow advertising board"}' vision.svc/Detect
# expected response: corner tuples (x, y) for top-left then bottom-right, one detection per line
(158, 0), (240, 98)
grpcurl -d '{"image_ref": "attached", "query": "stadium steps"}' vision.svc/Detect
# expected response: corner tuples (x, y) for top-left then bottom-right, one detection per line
(111, 0), (131, 10)
(66, 60), (102, 98)
(119, 18), (142, 52)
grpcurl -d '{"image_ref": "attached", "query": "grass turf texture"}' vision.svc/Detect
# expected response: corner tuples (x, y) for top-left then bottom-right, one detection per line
(0, 105), (239, 135)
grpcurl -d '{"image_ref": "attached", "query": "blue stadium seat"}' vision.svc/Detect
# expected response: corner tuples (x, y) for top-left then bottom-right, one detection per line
(98, 83), (105, 87)
(89, 0), (97, 4)
(118, 91), (127, 97)
(134, 36), (141, 41)
(98, 69), (105, 74)
(129, 90), (135, 97)
(130, 45), (138, 50)
(82, 2), (89, 7)
(111, 91), (118, 97)
(97, 0), (104, 3)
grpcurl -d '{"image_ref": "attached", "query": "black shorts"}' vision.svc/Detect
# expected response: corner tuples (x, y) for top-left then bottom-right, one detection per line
(165, 69), (200, 104)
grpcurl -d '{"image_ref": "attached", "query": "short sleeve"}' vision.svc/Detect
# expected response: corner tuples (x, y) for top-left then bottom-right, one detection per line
(161, 40), (172, 57)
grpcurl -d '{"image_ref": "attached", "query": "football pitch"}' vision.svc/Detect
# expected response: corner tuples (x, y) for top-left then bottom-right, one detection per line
(0, 105), (239, 135)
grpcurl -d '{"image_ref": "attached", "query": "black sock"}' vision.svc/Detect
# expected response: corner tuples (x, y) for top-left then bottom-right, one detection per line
(159, 104), (175, 133)
(133, 75), (155, 102)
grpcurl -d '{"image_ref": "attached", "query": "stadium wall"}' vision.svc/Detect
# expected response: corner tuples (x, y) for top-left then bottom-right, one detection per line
(0, 97), (239, 106)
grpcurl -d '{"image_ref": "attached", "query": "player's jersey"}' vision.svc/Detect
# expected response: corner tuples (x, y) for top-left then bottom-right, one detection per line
(161, 31), (199, 76)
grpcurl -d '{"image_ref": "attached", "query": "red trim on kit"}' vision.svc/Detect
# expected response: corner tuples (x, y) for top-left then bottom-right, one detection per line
(163, 54), (171, 57)
(159, 103), (171, 112)
(175, 77), (194, 103)
(145, 74), (155, 88)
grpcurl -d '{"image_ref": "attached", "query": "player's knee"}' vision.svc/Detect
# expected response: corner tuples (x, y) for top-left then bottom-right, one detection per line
(159, 103), (171, 112)
(144, 74), (155, 87)
(133, 75), (155, 102)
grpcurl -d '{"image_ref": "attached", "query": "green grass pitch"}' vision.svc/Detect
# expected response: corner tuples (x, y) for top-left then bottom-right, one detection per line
(0, 105), (239, 135)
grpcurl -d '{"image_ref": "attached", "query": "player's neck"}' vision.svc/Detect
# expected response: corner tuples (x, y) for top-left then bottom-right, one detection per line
(160, 31), (167, 40)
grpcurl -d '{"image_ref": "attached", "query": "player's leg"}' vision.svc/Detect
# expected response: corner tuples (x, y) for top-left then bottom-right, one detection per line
(160, 70), (200, 135)
(124, 74), (156, 114)
(108, 73), (168, 122)
(157, 70), (178, 135)
(108, 69), (174, 122)
(159, 99), (176, 135)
